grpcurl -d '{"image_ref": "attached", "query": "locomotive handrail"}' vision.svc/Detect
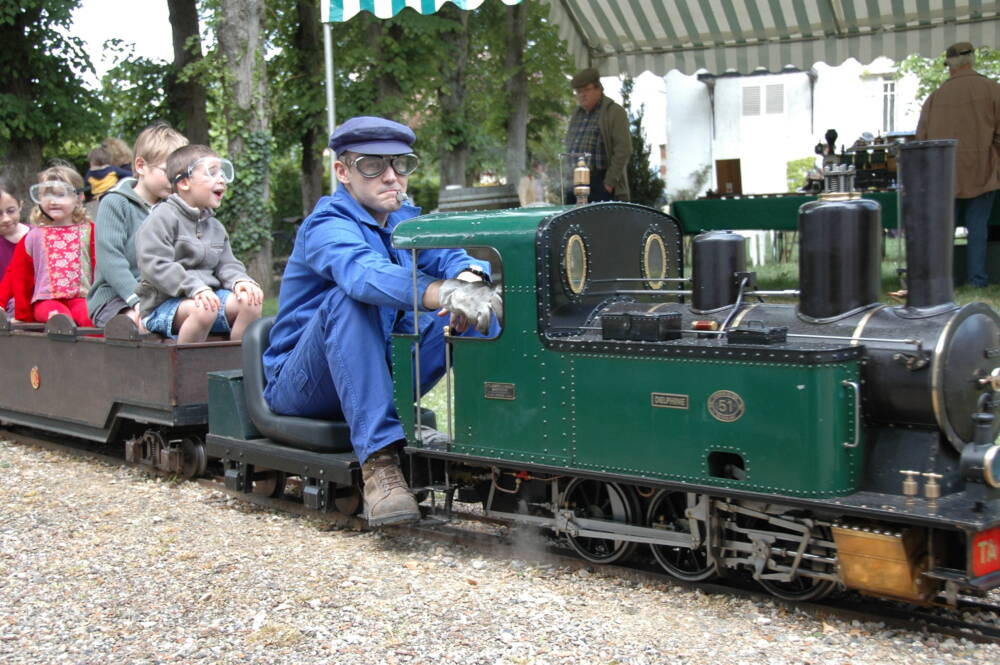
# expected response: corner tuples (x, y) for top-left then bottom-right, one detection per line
(842, 380), (861, 449)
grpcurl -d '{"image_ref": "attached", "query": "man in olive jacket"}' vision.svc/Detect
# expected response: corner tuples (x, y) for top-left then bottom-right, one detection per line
(564, 68), (632, 203)
(916, 41), (1000, 287)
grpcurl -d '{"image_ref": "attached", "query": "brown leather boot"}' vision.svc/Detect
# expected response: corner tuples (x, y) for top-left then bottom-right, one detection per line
(361, 448), (420, 526)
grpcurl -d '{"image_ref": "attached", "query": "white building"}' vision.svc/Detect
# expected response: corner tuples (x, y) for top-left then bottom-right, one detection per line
(606, 59), (921, 199)
(667, 58), (922, 197)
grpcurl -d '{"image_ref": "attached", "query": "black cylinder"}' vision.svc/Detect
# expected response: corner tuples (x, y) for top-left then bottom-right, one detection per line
(798, 197), (882, 320)
(692, 231), (746, 312)
(899, 139), (957, 309)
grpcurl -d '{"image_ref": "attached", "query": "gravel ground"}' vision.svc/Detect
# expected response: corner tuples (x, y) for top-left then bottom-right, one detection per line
(1, 438), (999, 665)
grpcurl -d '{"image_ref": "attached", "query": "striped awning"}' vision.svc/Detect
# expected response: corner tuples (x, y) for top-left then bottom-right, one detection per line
(322, 1), (1000, 74)
(322, 0), (523, 22)
(548, 0), (1000, 75)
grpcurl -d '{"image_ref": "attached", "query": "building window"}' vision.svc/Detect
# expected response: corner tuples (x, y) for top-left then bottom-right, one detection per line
(742, 86), (761, 116)
(881, 80), (895, 133)
(765, 84), (784, 114)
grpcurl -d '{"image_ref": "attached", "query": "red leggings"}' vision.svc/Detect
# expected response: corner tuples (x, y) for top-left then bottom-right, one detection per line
(33, 298), (93, 327)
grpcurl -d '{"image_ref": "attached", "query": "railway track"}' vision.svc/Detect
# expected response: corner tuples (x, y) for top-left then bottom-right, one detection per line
(3, 425), (1000, 644)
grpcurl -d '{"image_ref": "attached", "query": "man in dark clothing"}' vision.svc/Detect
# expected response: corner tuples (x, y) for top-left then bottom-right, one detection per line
(916, 42), (1000, 287)
(564, 68), (632, 203)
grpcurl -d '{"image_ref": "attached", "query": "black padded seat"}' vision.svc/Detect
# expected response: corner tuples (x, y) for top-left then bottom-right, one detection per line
(242, 317), (353, 453)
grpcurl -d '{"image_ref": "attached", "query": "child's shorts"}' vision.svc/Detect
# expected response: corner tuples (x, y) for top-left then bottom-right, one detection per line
(142, 289), (233, 339)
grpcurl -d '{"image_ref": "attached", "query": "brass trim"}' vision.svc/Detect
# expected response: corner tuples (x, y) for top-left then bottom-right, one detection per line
(730, 303), (760, 329)
(651, 392), (689, 409)
(984, 445), (1000, 489)
(850, 304), (885, 346)
(708, 390), (744, 422)
(819, 191), (861, 201)
(642, 233), (667, 290)
(484, 382), (516, 400)
(564, 234), (588, 294)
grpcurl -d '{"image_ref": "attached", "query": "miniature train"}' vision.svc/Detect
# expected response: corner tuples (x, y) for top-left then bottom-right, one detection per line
(1, 139), (998, 606)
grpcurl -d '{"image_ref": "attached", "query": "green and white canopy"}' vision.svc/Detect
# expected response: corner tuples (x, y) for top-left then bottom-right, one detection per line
(322, 0), (1000, 74)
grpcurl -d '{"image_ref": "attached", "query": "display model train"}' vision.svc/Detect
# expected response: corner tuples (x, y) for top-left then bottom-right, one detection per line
(1, 139), (998, 607)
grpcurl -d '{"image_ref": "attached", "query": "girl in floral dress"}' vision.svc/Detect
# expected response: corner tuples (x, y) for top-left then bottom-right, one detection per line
(6, 164), (95, 325)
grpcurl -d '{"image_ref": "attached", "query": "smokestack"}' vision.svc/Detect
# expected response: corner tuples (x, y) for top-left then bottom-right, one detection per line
(898, 140), (957, 309)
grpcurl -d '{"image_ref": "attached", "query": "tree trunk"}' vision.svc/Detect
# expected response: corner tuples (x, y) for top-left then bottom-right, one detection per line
(218, 0), (274, 296)
(166, 0), (210, 144)
(364, 20), (405, 114)
(504, 3), (528, 186)
(1, 137), (42, 220)
(295, 0), (325, 214)
(0, 4), (44, 209)
(437, 7), (470, 188)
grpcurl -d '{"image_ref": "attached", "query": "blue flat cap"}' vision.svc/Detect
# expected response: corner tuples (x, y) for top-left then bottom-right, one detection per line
(329, 116), (415, 155)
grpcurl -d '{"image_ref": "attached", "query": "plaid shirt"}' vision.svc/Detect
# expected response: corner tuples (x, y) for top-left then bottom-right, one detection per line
(565, 101), (609, 171)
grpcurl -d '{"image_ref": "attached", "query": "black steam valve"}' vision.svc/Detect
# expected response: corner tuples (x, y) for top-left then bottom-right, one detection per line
(959, 413), (1000, 507)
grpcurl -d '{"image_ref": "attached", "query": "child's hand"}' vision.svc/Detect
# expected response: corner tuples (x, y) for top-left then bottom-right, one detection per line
(194, 289), (221, 312)
(234, 281), (263, 306)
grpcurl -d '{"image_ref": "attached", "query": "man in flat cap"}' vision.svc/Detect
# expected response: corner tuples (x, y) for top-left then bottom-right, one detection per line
(564, 68), (632, 203)
(916, 42), (1000, 287)
(263, 116), (501, 526)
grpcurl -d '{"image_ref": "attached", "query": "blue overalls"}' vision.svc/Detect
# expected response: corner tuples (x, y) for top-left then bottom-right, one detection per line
(263, 186), (493, 463)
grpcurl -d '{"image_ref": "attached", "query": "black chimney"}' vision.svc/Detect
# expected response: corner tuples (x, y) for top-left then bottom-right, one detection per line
(898, 140), (957, 310)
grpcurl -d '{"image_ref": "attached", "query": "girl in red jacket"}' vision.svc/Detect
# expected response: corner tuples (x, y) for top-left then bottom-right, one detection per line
(6, 164), (95, 325)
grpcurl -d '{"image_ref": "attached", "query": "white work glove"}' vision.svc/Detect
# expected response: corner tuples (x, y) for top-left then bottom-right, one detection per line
(437, 279), (503, 334)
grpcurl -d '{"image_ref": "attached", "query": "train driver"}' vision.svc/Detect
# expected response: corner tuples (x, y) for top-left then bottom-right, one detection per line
(262, 116), (502, 527)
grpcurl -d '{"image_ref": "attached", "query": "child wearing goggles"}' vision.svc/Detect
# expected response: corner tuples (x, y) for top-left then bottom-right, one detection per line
(0, 177), (29, 316)
(5, 164), (95, 325)
(135, 144), (262, 343)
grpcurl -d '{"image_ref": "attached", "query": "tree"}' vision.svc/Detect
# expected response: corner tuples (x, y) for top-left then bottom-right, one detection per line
(216, 0), (274, 296)
(621, 76), (665, 207)
(0, 1), (102, 200)
(897, 46), (1000, 101)
(503, 3), (528, 185)
(167, 0), (210, 144)
(268, 0), (327, 215)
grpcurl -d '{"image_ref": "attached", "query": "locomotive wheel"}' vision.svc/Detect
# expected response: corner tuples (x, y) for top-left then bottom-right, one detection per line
(646, 490), (717, 581)
(757, 575), (836, 602)
(179, 437), (207, 479)
(251, 469), (287, 498)
(562, 479), (638, 564)
(334, 485), (363, 515)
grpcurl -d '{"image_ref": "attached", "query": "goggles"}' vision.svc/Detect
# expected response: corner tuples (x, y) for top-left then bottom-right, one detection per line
(346, 153), (419, 178)
(172, 157), (236, 185)
(29, 181), (83, 204)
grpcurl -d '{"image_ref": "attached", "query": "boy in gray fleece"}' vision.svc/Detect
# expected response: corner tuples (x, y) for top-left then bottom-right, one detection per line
(88, 122), (189, 328)
(135, 144), (262, 343)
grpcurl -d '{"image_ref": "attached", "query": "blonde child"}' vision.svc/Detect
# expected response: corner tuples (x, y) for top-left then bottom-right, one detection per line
(88, 122), (188, 328)
(135, 144), (262, 343)
(0, 177), (30, 314)
(7, 164), (95, 325)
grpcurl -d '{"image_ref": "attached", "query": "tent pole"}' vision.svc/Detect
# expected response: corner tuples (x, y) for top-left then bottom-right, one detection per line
(323, 21), (337, 194)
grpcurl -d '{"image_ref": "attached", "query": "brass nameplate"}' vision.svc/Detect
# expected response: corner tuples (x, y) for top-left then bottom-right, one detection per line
(708, 390), (745, 422)
(484, 382), (516, 400)
(651, 392), (688, 409)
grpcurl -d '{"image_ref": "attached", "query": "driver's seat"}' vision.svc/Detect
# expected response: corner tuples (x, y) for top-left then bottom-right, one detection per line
(241, 317), (353, 453)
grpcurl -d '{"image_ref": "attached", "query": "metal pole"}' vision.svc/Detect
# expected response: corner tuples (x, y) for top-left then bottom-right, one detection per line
(323, 22), (337, 194)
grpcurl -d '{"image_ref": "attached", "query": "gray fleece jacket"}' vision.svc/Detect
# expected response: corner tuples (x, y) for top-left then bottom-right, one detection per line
(87, 178), (150, 317)
(135, 193), (256, 316)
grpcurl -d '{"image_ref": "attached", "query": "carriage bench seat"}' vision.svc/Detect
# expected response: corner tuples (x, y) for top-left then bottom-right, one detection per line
(240, 317), (353, 454)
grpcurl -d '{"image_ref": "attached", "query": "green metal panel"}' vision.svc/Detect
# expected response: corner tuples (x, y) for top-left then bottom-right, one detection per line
(207, 370), (261, 440)
(567, 355), (862, 498)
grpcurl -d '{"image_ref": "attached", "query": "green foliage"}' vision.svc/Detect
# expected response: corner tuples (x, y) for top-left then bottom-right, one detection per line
(621, 76), (666, 207)
(786, 156), (816, 192)
(216, 131), (274, 260)
(0, 0), (103, 144)
(672, 165), (712, 201)
(98, 40), (178, 141)
(897, 46), (1000, 102)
